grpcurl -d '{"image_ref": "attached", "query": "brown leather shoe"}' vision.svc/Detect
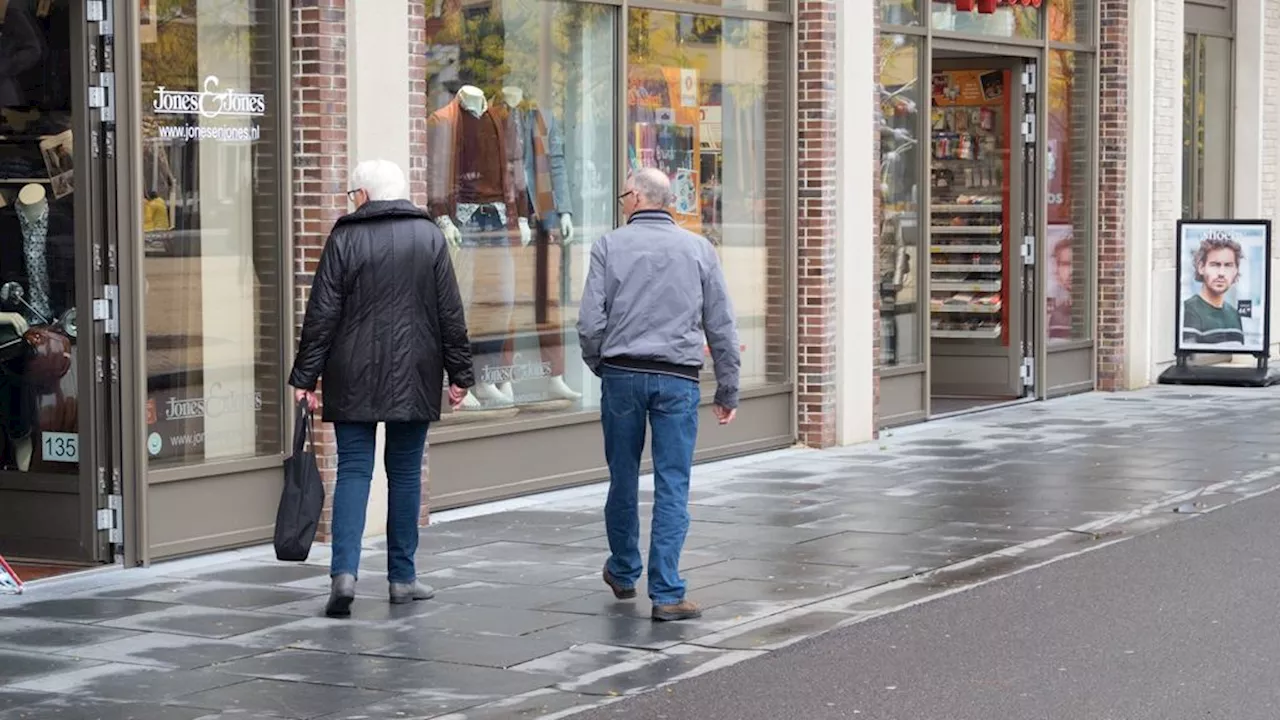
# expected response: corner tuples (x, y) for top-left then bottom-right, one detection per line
(652, 599), (702, 622)
(602, 565), (637, 600)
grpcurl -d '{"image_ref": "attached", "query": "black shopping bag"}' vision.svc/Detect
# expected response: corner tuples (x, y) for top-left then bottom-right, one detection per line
(273, 402), (325, 562)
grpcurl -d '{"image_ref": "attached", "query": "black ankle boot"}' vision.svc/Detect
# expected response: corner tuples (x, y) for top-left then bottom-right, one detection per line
(325, 574), (356, 618)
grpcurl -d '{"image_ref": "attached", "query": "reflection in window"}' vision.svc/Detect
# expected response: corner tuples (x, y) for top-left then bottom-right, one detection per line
(141, 0), (283, 467)
(425, 1), (615, 418)
(878, 34), (922, 366)
(1048, 0), (1090, 44)
(931, 1), (1039, 39)
(0, 2), (79, 475)
(882, 0), (920, 26)
(1046, 50), (1093, 343)
(1182, 34), (1232, 220)
(626, 9), (789, 390)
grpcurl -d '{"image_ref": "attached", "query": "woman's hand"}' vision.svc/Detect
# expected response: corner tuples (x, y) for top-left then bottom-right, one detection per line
(294, 388), (318, 412)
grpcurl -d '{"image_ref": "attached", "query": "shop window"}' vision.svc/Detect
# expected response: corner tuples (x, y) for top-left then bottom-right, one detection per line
(878, 34), (923, 367)
(0, 2), (79, 475)
(1182, 33), (1233, 220)
(931, 1), (1040, 39)
(424, 1), (616, 418)
(680, 0), (787, 12)
(141, 0), (284, 467)
(626, 9), (790, 391)
(1046, 50), (1093, 344)
(1048, 0), (1092, 44)
(883, 0), (921, 26)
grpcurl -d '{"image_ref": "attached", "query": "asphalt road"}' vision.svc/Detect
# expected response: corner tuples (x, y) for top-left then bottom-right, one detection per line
(575, 486), (1280, 720)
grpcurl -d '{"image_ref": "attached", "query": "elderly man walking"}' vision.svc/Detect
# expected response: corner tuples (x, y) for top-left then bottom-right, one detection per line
(577, 167), (741, 621)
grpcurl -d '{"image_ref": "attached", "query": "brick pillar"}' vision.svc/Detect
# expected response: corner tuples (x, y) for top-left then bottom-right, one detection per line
(796, 0), (838, 447)
(291, 0), (348, 540)
(1096, 0), (1128, 390)
(871, 0), (881, 429)
(408, 1), (432, 526)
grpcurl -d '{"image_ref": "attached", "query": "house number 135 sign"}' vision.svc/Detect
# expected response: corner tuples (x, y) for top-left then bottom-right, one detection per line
(42, 432), (79, 463)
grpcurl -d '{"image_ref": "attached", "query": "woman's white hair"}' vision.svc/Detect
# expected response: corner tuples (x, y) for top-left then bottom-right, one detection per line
(351, 159), (407, 202)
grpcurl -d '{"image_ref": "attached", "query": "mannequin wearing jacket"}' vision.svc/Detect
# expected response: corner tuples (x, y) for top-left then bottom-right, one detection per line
(427, 85), (530, 410)
(489, 86), (581, 403)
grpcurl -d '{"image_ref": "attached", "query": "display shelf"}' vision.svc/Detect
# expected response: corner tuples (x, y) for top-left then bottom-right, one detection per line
(930, 225), (1002, 236)
(932, 203), (1002, 214)
(933, 280), (1002, 292)
(931, 263), (1003, 273)
(932, 303), (1002, 314)
(0, 178), (52, 185)
(931, 244), (1003, 253)
(932, 327), (1002, 339)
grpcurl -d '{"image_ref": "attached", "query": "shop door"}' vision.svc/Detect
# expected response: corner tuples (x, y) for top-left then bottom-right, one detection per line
(0, 0), (122, 565)
(927, 55), (1033, 405)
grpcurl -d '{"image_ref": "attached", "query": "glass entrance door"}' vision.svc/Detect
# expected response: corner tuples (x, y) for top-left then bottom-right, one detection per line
(0, 0), (120, 568)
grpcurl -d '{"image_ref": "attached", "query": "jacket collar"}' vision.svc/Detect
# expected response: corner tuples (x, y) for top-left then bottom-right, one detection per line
(627, 209), (676, 225)
(335, 199), (433, 227)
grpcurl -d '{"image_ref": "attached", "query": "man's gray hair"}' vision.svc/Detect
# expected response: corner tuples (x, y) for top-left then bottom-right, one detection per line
(630, 167), (675, 207)
(352, 159), (407, 202)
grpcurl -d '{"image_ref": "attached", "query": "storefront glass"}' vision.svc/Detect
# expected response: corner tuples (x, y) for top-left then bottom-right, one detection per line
(140, 0), (285, 467)
(423, 1), (615, 420)
(1046, 49), (1092, 343)
(883, 0), (921, 26)
(878, 34), (923, 367)
(683, 0), (787, 12)
(1182, 34), (1232, 220)
(425, 2), (788, 425)
(931, 2), (1040, 39)
(0, 2), (79, 475)
(1048, 0), (1091, 44)
(626, 8), (789, 391)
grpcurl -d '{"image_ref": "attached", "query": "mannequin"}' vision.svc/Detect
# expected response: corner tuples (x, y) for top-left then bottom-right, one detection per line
(491, 85), (580, 403)
(0, 284), (31, 472)
(426, 84), (529, 409)
(15, 183), (50, 320)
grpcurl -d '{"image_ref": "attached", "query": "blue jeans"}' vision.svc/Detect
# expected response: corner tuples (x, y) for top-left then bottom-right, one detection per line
(331, 422), (429, 583)
(601, 367), (700, 606)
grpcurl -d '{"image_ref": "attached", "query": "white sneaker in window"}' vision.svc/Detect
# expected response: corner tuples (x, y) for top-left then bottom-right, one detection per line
(458, 391), (482, 411)
(497, 381), (516, 403)
(472, 382), (513, 405)
(547, 375), (582, 401)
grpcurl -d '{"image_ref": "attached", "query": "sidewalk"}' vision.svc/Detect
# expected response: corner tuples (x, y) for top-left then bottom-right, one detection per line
(3, 386), (1280, 719)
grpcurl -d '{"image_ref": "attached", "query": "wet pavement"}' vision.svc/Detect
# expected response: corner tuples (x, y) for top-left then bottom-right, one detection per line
(3, 386), (1280, 719)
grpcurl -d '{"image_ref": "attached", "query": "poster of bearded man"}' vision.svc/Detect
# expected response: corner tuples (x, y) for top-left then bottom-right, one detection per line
(1176, 220), (1272, 354)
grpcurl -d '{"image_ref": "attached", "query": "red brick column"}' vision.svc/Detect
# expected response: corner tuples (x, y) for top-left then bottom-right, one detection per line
(871, 0), (882, 429)
(408, 1), (432, 526)
(797, 0), (838, 447)
(291, 0), (348, 540)
(1096, 0), (1128, 390)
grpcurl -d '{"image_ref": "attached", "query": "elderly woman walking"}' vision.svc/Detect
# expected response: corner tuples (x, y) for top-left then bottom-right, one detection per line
(289, 159), (474, 618)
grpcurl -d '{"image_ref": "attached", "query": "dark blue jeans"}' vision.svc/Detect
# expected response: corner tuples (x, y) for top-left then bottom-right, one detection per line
(331, 422), (429, 583)
(601, 367), (700, 606)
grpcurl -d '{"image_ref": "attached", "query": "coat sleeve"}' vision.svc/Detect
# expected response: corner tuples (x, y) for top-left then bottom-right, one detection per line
(288, 233), (346, 391)
(576, 237), (609, 376)
(701, 244), (741, 409)
(434, 241), (475, 389)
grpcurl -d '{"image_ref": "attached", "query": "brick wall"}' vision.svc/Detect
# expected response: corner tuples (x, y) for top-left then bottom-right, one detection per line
(871, 0), (881, 430)
(796, 0), (838, 447)
(291, 0), (348, 539)
(408, 1), (431, 525)
(1095, 0), (1129, 390)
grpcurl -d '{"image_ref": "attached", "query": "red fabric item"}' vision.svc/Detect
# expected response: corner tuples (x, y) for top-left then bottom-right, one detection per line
(955, 0), (974, 10)
(976, 0), (998, 12)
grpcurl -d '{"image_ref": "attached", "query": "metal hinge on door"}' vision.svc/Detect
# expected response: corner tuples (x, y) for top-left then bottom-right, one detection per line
(1020, 357), (1035, 389)
(1021, 235), (1035, 266)
(1021, 65), (1037, 95)
(95, 494), (123, 544)
(93, 284), (119, 336)
(88, 71), (115, 123)
(1021, 113), (1037, 144)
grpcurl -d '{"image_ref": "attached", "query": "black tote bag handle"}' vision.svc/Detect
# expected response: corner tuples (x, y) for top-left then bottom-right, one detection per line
(293, 399), (314, 456)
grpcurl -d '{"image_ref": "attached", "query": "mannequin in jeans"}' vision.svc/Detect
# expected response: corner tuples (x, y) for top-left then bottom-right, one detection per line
(429, 85), (529, 410)
(492, 85), (581, 404)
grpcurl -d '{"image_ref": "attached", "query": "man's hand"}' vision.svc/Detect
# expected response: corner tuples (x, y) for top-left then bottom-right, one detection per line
(448, 384), (468, 409)
(294, 389), (318, 412)
(713, 405), (736, 426)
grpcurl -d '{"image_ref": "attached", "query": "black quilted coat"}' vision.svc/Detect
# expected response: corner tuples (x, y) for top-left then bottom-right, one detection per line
(288, 200), (474, 423)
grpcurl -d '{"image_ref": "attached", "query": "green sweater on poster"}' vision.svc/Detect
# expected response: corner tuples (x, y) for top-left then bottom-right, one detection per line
(1182, 294), (1244, 345)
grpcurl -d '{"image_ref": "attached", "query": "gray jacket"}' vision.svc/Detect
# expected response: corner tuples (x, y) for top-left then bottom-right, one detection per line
(577, 210), (741, 409)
